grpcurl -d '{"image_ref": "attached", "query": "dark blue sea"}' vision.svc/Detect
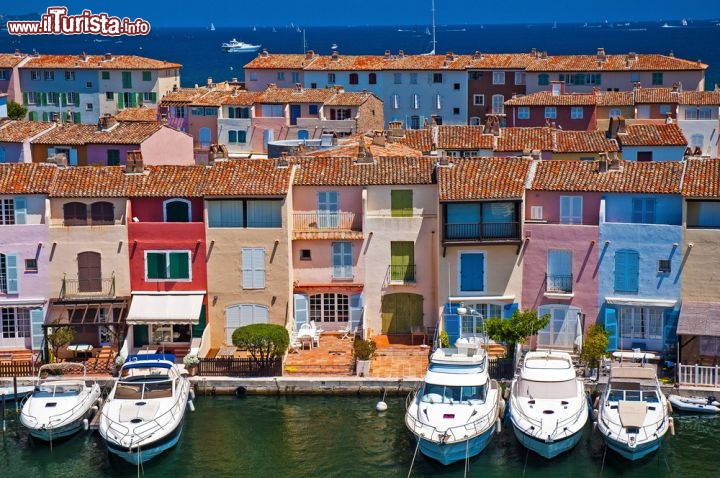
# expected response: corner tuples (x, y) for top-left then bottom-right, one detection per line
(1, 21), (719, 90)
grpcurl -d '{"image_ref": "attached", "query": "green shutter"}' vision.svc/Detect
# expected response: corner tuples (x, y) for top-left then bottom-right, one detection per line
(73, 92), (80, 106)
(192, 305), (206, 338)
(390, 241), (415, 281)
(102, 71), (110, 80)
(238, 131), (247, 143)
(391, 190), (413, 217)
(73, 112), (81, 124)
(150, 92), (157, 103)
(40, 92), (47, 106)
(146, 252), (166, 279)
(23, 93), (28, 105)
(133, 93), (140, 107)
(133, 324), (149, 347)
(122, 71), (132, 89)
(60, 92), (66, 107)
(41, 112), (48, 121)
(29, 111), (38, 121)
(168, 252), (190, 279)
(117, 93), (124, 109)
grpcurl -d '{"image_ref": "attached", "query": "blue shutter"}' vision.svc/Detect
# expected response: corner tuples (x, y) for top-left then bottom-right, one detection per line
(614, 251), (627, 292)
(503, 303), (519, 319)
(69, 149), (78, 166)
(349, 293), (363, 330)
(294, 294), (308, 330)
(228, 130), (237, 143)
(605, 306), (618, 351)
(5, 253), (19, 294)
(460, 253), (484, 291)
(30, 308), (45, 351)
(663, 308), (679, 351)
(444, 303), (460, 346)
(627, 252), (639, 292)
(14, 197), (27, 224)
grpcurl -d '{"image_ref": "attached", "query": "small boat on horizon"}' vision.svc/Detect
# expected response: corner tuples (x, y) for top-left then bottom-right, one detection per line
(221, 38), (261, 53)
(331, 43), (338, 50)
(210, 22), (215, 31)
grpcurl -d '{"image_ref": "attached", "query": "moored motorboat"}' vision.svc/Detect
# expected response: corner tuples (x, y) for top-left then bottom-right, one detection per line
(99, 354), (193, 465)
(20, 363), (102, 441)
(0, 384), (34, 400)
(405, 336), (503, 465)
(668, 394), (719, 414)
(221, 38), (261, 53)
(594, 365), (671, 460)
(509, 351), (588, 458)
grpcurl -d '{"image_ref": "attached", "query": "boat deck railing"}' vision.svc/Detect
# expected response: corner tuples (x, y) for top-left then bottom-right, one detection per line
(509, 380), (586, 439)
(21, 385), (97, 430)
(598, 394), (667, 443)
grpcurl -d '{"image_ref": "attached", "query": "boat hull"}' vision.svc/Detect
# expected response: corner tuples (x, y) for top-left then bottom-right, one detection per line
(415, 424), (496, 465)
(511, 425), (583, 459)
(105, 420), (184, 465)
(27, 420), (86, 441)
(602, 433), (662, 461)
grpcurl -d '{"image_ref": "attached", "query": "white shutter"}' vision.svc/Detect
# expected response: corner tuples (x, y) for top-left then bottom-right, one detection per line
(241, 249), (253, 288)
(6, 253), (19, 294)
(253, 248), (265, 288)
(30, 308), (45, 350)
(14, 197), (27, 224)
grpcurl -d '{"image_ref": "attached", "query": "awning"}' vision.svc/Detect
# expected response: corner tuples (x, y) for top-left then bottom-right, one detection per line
(677, 301), (720, 337)
(448, 295), (515, 303)
(126, 293), (205, 325)
(605, 297), (677, 308)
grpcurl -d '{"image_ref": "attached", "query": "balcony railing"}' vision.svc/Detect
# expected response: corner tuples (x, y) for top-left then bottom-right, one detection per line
(546, 274), (573, 293)
(387, 264), (417, 284)
(443, 222), (521, 242)
(293, 212), (361, 232)
(60, 275), (115, 299)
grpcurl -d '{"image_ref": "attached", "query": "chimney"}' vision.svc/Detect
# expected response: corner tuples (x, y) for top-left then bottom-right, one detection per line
(531, 149), (541, 161)
(473, 51), (483, 60)
(207, 77), (213, 87)
(445, 52), (454, 62)
(261, 48), (269, 57)
(14, 49), (21, 57)
(305, 50), (314, 60)
(357, 140), (374, 163)
(596, 47), (606, 62)
(540, 51), (548, 59)
(331, 51), (339, 61)
(79, 52), (89, 62)
(371, 131), (386, 147)
(125, 150), (144, 173)
(384, 50), (391, 59)
(398, 50), (405, 59)
(617, 117), (626, 134)
(531, 47), (537, 56)
(278, 152), (289, 168)
(597, 152), (609, 172)
(172, 84), (178, 92)
(103, 52), (112, 61)
(669, 50), (675, 58)
(294, 82), (302, 92)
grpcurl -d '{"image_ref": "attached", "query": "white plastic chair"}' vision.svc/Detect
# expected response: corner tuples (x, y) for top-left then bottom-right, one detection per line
(340, 323), (355, 340)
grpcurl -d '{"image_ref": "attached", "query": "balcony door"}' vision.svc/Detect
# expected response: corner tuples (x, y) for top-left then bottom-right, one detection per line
(317, 191), (339, 228)
(390, 242), (415, 282)
(381, 293), (423, 334)
(77, 251), (101, 292)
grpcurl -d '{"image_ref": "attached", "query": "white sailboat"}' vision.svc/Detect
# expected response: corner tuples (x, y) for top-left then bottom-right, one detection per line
(210, 23), (215, 31)
(421, 0), (437, 55)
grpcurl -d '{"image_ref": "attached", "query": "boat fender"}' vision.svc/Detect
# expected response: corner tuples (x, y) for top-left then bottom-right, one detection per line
(708, 395), (717, 406)
(498, 399), (506, 418)
(187, 400), (195, 412)
(592, 409), (598, 421)
(376, 401), (388, 412)
(235, 386), (247, 398)
(91, 405), (98, 414)
(669, 417), (675, 436)
(593, 396), (600, 409)
(83, 418), (89, 431)
(189, 389), (196, 401)
(592, 420), (597, 431)
(503, 387), (510, 400)
(495, 417), (502, 434)
(666, 399), (673, 414)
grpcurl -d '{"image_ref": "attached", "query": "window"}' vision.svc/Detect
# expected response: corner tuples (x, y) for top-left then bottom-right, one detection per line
(106, 92), (114, 101)
(410, 115), (420, 129)
(261, 104), (283, 117)
(518, 107), (530, 119)
(560, 196), (582, 224)
(700, 336), (720, 356)
(173, 106), (185, 118)
(142, 71), (151, 81)
(515, 72), (526, 85)
(0, 308), (30, 339)
(332, 242), (353, 279)
(151, 323), (191, 344)
(392, 94), (399, 109)
(91, 201), (114, 225)
(0, 254), (19, 294)
(85, 81), (93, 89)
(309, 293), (349, 323)
(469, 117), (481, 125)
(391, 190), (413, 217)
(459, 252), (485, 292)
(453, 107), (460, 115)
(122, 92), (135, 108)
(291, 72), (300, 83)
(659, 105), (672, 116)
(329, 108), (352, 120)
(435, 94), (442, 110)
(473, 94), (484, 106)
(122, 71), (132, 89)
(228, 106), (250, 118)
(609, 108), (622, 118)
(47, 92), (59, 105)
(164, 199), (191, 222)
(530, 205), (543, 220)
(0, 198), (25, 225)
(247, 200), (282, 227)
(368, 73), (377, 84)
(658, 259), (671, 273)
(30, 70), (41, 81)
(637, 151), (653, 162)
(249, 73), (258, 81)
(537, 304), (581, 348)
(44, 71), (54, 81)
(242, 248), (265, 289)
(66, 92), (78, 105)
(308, 104), (318, 115)
(25, 259), (38, 273)
(143, 92), (157, 103)
(652, 72), (663, 85)
(145, 251), (191, 280)
(547, 249), (573, 293)
(690, 134), (704, 150)
(411, 94), (420, 109)
(101, 71), (110, 80)
(491, 94), (504, 114)
(538, 74), (549, 86)
(77, 251), (102, 293)
(453, 83), (461, 90)
(469, 71), (483, 80)
(571, 107), (583, 119)
(208, 200), (244, 227)
(619, 306), (663, 340)
(0, 70), (9, 80)
(433, 73), (443, 83)
(277, 72), (285, 81)
(545, 107), (557, 119)
(225, 304), (268, 342)
(409, 73), (418, 84)
(85, 103), (93, 111)
(393, 73), (402, 84)
(349, 73), (359, 85)
(614, 250), (640, 293)
(204, 107), (218, 116)
(632, 198), (656, 224)
(300, 249), (312, 261)
(26, 92), (39, 105)
(63, 202), (88, 226)
(228, 130), (247, 143)
(492, 71), (505, 84)
(327, 73), (336, 84)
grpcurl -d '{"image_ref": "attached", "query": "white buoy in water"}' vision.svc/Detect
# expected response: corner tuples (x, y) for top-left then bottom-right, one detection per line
(376, 401), (388, 412)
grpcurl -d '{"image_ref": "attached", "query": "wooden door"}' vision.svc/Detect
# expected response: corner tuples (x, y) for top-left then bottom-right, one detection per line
(77, 251), (101, 292)
(381, 293), (423, 334)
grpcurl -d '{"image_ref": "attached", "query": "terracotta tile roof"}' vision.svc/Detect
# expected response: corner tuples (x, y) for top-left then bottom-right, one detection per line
(525, 53), (706, 72)
(682, 158), (720, 198)
(0, 120), (56, 143)
(221, 90), (262, 106)
(49, 166), (134, 197)
(189, 90), (234, 106)
(159, 88), (209, 105)
(633, 88), (680, 104)
(617, 124), (687, 146)
(302, 53), (387, 71)
(466, 53), (536, 69)
(495, 127), (553, 152)
(377, 52), (474, 71)
(398, 129), (434, 153)
(438, 157), (531, 200)
(259, 86), (337, 103)
(130, 165), (208, 197)
(505, 91), (596, 106)
(679, 90), (720, 105)
(530, 159), (683, 193)
(31, 122), (164, 145)
(244, 51), (320, 70)
(21, 53), (180, 70)
(115, 107), (158, 122)
(0, 163), (57, 194)
(307, 135), (423, 158)
(436, 126), (494, 149)
(324, 91), (376, 106)
(555, 130), (620, 153)
(0, 52), (26, 68)
(595, 91), (634, 106)
(205, 159), (292, 196)
(293, 156), (435, 186)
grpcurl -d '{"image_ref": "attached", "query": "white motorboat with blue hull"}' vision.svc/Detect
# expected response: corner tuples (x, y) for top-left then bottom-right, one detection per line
(509, 351), (588, 459)
(595, 365), (671, 461)
(20, 363), (102, 441)
(99, 354), (193, 465)
(405, 344), (503, 465)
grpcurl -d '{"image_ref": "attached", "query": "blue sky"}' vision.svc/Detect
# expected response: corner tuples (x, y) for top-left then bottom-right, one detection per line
(3, 1), (718, 27)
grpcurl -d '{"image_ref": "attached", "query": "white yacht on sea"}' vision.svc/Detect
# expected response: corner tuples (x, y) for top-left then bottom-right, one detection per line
(221, 38), (261, 53)
(509, 351), (588, 458)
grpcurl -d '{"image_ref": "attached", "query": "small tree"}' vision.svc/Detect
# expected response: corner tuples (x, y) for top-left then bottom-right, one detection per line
(485, 309), (550, 361)
(47, 321), (75, 363)
(232, 323), (289, 369)
(580, 324), (609, 377)
(7, 101), (28, 120)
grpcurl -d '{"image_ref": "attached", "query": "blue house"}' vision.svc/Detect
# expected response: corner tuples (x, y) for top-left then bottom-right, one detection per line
(597, 160), (685, 358)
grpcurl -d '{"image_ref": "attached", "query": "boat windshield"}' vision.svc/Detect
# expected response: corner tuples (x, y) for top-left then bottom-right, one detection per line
(428, 362), (485, 374)
(516, 378), (577, 400)
(115, 379), (173, 400)
(607, 382), (659, 403)
(33, 384), (81, 398)
(421, 384), (486, 404)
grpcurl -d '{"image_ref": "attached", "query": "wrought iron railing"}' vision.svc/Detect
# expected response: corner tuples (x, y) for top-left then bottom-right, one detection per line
(443, 221), (521, 241)
(60, 274), (115, 299)
(387, 264), (416, 283)
(546, 273), (573, 293)
(293, 212), (361, 232)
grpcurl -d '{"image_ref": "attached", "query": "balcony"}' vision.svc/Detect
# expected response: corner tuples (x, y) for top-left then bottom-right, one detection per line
(293, 212), (363, 240)
(443, 222), (521, 244)
(59, 275), (115, 300)
(546, 274), (573, 294)
(386, 265), (417, 284)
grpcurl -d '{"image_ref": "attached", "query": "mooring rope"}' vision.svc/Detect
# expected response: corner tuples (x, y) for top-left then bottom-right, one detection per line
(406, 438), (421, 478)
(464, 437), (470, 478)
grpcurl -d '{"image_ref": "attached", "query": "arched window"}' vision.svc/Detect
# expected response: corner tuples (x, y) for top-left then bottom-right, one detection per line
(91, 201), (114, 225)
(63, 202), (87, 226)
(163, 199), (191, 223)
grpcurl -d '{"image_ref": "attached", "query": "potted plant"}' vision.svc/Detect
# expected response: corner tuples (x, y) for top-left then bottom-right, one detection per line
(183, 354), (200, 376)
(352, 339), (376, 377)
(113, 355), (125, 377)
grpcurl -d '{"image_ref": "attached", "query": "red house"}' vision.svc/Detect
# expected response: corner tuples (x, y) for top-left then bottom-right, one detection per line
(504, 82), (597, 130)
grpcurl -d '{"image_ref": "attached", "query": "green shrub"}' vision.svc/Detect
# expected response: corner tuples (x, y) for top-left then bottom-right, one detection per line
(232, 323), (289, 367)
(352, 338), (377, 360)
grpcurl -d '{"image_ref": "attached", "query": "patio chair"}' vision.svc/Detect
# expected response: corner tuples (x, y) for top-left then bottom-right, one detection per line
(289, 333), (301, 354)
(340, 322), (355, 340)
(301, 335), (313, 350)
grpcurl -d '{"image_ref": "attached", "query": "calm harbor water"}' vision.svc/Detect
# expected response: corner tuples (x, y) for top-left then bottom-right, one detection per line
(1, 394), (718, 478)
